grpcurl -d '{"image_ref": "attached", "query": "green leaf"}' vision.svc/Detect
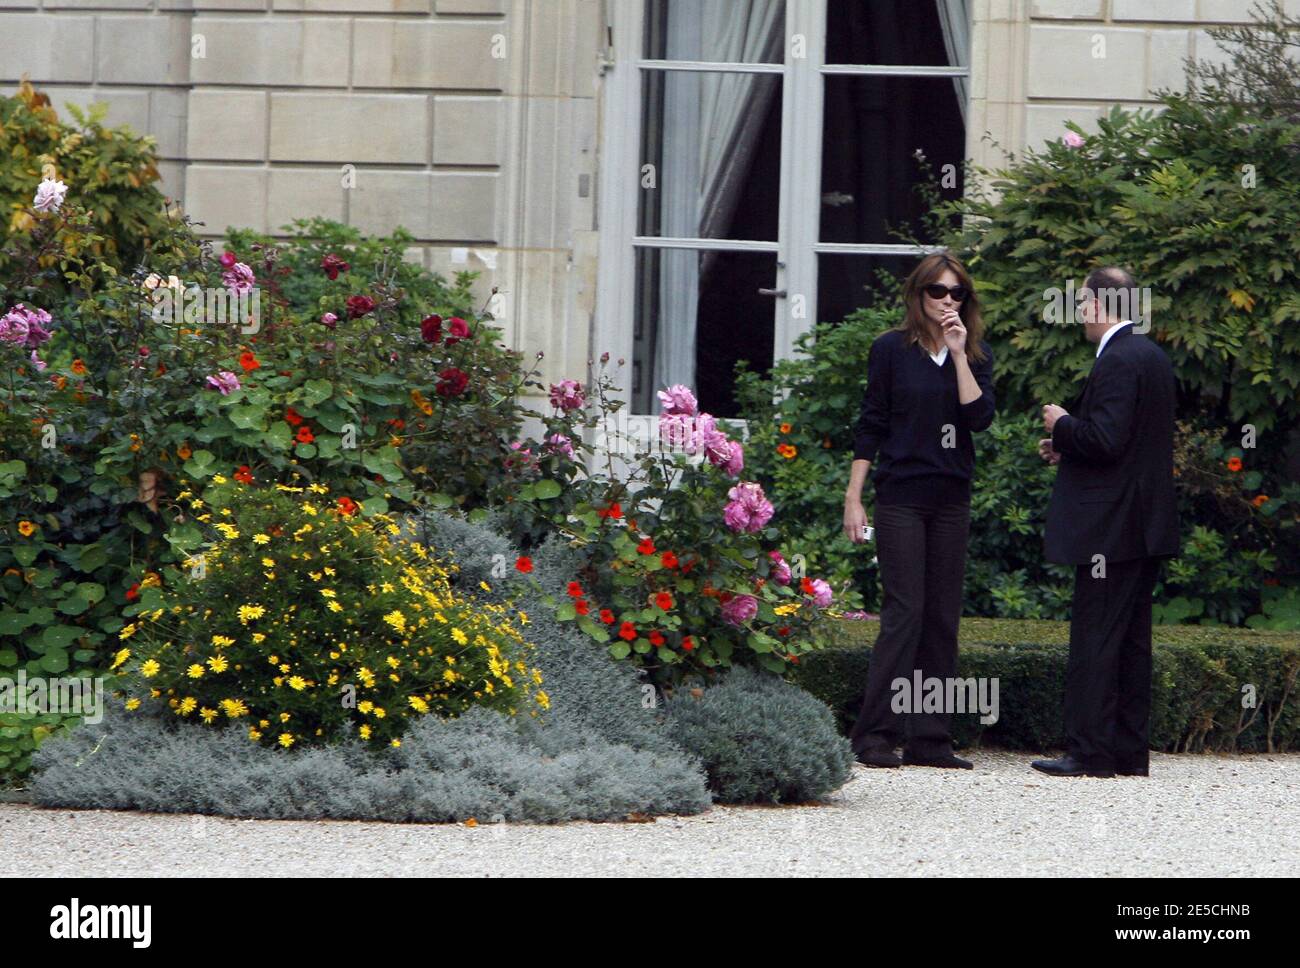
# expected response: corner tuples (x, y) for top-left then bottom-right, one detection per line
(533, 479), (562, 500)
(13, 545), (38, 567)
(303, 379), (333, 406)
(39, 651), (70, 674)
(427, 493), (455, 509)
(360, 496), (389, 516)
(608, 642), (631, 660)
(42, 626), (85, 650)
(295, 443), (318, 459)
(555, 603), (576, 621)
(73, 543), (108, 573)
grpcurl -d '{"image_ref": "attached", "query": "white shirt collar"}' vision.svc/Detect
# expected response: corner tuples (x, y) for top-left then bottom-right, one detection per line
(928, 345), (949, 366)
(1097, 320), (1133, 358)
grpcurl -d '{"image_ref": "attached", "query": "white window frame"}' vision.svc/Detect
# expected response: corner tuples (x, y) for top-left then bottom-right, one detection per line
(593, 0), (968, 435)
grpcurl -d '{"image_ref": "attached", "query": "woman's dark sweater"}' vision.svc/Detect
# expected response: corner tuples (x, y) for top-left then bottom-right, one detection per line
(852, 329), (996, 506)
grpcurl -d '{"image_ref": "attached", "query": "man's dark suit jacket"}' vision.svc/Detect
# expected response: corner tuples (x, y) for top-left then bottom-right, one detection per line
(1044, 324), (1180, 565)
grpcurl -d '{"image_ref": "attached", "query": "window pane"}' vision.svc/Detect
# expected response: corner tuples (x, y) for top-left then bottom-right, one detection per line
(825, 0), (952, 66)
(639, 70), (782, 241)
(817, 253), (917, 326)
(819, 75), (964, 245)
(645, 0), (786, 63)
(634, 247), (777, 417)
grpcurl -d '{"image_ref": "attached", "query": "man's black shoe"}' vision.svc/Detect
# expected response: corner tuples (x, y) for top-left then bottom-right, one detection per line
(903, 751), (973, 769)
(1116, 765), (1149, 777)
(1030, 755), (1115, 778)
(855, 748), (902, 768)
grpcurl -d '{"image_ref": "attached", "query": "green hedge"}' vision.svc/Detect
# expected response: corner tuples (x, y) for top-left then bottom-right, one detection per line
(795, 618), (1300, 753)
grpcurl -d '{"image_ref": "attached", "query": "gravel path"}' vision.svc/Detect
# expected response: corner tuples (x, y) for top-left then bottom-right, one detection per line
(6, 750), (1299, 877)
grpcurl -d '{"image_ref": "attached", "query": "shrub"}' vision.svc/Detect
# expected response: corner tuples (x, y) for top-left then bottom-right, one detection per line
(113, 478), (545, 750)
(29, 703), (712, 823)
(505, 366), (846, 686)
(0, 80), (174, 313)
(662, 666), (853, 803)
(795, 618), (1300, 753)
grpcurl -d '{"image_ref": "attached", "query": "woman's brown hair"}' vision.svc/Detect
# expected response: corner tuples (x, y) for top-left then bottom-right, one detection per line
(899, 252), (987, 364)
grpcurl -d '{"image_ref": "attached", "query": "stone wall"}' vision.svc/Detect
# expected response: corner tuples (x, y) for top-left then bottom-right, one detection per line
(968, 0), (1300, 170)
(0, 0), (603, 410)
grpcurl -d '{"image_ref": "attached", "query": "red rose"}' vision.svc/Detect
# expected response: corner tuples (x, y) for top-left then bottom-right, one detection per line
(599, 609), (615, 624)
(618, 621), (637, 641)
(436, 367), (468, 398)
(320, 253), (350, 280)
(345, 295), (376, 319)
(515, 556), (533, 574)
(219, 251), (236, 268)
(420, 315), (443, 343)
(444, 316), (471, 346)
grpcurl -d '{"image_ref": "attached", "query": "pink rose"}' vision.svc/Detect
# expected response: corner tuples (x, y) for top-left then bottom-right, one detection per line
(807, 578), (833, 608)
(219, 251), (237, 268)
(657, 384), (698, 417)
(222, 262), (256, 294)
(723, 481), (774, 534)
(33, 177), (68, 213)
(721, 593), (758, 627)
(346, 295), (375, 319)
(723, 439), (744, 477)
(768, 551), (792, 586)
(1062, 130), (1085, 148)
(445, 316), (471, 345)
(320, 312), (338, 329)
(205, 371), (241, 395)
(548, 379), (586, 412)
(545, 433), (575, 459)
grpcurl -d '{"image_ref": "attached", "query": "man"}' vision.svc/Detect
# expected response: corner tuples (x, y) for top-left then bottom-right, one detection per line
(1034, 266), (1179, 778)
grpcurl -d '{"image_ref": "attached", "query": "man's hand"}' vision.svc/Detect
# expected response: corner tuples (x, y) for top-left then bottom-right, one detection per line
(1038, 437), (1061, 465)
(1042, 404), (1068, 433)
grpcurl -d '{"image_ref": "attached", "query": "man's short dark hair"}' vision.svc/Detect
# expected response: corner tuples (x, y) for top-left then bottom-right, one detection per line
(1084, 266), (1139, 321)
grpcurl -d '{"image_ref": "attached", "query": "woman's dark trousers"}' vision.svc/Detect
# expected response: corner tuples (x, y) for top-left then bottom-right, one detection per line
(848, 502), (970, 759)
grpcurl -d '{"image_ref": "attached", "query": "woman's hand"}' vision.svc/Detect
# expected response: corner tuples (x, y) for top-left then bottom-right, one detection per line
(940, 309), (967, 356)
(843, 497), (870, 544)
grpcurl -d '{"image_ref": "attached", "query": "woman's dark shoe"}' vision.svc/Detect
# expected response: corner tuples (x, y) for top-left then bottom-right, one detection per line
(855, 748), (902, 768)
(903, 751), (973, 769)
(1030, 755), (1115, 778)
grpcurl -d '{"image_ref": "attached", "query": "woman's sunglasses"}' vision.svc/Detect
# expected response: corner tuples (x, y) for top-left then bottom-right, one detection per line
(923, 284), (970, 302)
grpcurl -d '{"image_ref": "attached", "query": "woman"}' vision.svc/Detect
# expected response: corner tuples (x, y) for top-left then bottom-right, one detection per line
(842, 252), (995, 769)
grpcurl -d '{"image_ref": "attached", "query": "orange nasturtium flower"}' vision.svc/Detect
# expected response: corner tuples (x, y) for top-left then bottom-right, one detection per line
(1226, 457), (1243, 472)
(177, 443), (192, 460)
(70, 359), (87, 376)
(779, 422), (792, 434)
(1253, 495), (1270, 508)
(239, 351), (261, 372)
(17, 521), (37, 537)
(777, 443), (798, 459)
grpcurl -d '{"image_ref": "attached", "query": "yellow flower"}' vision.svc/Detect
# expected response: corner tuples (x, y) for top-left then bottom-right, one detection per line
(212, 474), (228, 484)
(319, 588), (336, 598)
(238, 604), (266, 624)
(17, 520), (37, 537)
(358, 700), (374, 714)
(309, 483), (329, 494)
(140, 659), (160, 678)
(212, 635), (235, 647)
(386, 656), (400, 669)
(390, 739), (401, 748)
(536, 690), (551, 710)
(248, 728), (262, 741)
(261, 557), (275, 568)
(186, 663), (205, 679)
(383, 610), (406, 634)
(221, 698), (249, 718)
(110, 647), (131, 670)
(359, 724), (372, 740)
(327, 601), (343, 613)
(302, 503), (319, 516)
(207, 655), (229, 673)
(200, 707), (218, 723)
(288, 676), (308, 691)
(252, 632), (267, 644)
(408, 696), (429, 714)
(178, 696), (197, 715)
(278, 732), (295, 748)
(252, 533), (271, 545)
(451, 628), (468, 646)
(279, 712), (291, 723)
(214, 523), (240, 540)
(125, 697), (142, 711)
(118, 624), (138, 641)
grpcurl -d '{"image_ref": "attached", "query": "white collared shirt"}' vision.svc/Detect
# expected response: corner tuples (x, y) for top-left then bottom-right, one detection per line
(928, 345), (949, 367)
(1097, 320), (1133, 358)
